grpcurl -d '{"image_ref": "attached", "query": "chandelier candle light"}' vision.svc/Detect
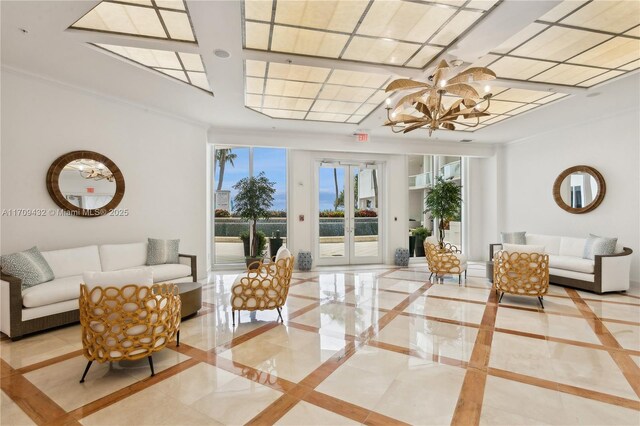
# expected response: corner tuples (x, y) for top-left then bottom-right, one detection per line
(384, 60), (496, 136)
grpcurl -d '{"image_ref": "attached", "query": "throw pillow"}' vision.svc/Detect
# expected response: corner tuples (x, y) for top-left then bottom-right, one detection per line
(501, 231), (526, 244)
(146, 239), (180, 265)
(0, 246), (55, 290)
(502, 243), (546, 254)
(583, 234), (617, 260)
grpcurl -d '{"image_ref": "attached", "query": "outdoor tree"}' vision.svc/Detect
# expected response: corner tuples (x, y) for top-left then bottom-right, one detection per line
(233, 172), (276, 259)
(216, 149), (237, 191)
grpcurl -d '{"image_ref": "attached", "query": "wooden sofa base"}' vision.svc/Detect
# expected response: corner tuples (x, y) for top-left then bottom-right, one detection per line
(549, 274), (602, 294)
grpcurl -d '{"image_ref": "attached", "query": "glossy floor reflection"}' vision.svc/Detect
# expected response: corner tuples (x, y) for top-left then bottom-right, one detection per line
(1, 265), (639, 425)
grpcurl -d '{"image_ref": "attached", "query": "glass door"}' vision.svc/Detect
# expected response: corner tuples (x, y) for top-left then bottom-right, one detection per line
(317, 162), (382, 265)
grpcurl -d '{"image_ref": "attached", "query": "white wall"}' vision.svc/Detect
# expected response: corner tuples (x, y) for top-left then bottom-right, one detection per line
(1, 70), (209, 278)
(497, 108), (640, 283)
(466, 156), (498, 262)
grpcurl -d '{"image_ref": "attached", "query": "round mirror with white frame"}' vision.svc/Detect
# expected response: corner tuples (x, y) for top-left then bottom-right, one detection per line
(553, 165), (605, 214)
(46, 151), (125, 217)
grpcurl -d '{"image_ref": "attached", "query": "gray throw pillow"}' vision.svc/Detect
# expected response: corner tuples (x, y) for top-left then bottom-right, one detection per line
(501, 231), (526, 244)
(146, 238), (180, 265)
(0, 246), (55, 290)
(583, 234), (617, 260)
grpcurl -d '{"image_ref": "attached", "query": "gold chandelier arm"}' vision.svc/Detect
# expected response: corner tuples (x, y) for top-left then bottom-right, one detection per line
(450, 118), (481, 128)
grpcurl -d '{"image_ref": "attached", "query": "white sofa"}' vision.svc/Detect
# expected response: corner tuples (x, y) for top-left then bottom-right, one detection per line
(0, 242), (197, 340)
(490, 233), (633, 294)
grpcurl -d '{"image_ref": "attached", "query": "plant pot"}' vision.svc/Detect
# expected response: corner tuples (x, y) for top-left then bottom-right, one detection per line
(414, 236), (426, 257)
(242, 238), (250, 257)
(408, 235), (416, 257)
(269, 238), (283, 258)
(245, 257), (262, 270)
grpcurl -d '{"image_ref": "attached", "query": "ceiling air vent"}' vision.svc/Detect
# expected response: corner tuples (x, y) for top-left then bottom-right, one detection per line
(460, 139), (473, 143)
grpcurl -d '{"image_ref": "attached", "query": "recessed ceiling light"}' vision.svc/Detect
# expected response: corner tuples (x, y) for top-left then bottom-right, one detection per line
(214, 49), (230, 58)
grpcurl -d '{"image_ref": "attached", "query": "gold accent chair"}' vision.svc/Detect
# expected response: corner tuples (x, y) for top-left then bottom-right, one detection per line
(231, 247), (294, 326)
(493, 250), (549, 308)
(425, 236), (467, 285)
(78, 279), (181, 383)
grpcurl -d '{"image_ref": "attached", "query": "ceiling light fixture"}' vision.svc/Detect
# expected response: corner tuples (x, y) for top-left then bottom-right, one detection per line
(214, 49), (230, 58)
(66, 160), (114, 182)
(384, 60), (496, 136)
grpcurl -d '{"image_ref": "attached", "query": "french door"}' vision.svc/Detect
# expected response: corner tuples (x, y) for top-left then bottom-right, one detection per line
(316, 162), (382, 265)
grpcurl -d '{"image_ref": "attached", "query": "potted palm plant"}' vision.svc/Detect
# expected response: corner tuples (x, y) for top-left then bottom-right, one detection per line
(424, 176), (462, 248)
(412, 227), (430, 257)
(233, 172), (276, 268)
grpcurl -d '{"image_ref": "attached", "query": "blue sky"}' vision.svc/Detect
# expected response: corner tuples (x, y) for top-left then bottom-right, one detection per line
(215, 148), (348, 212)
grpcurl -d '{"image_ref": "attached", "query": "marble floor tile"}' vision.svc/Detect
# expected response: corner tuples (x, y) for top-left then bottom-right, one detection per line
(289, 303), (383, 338)
(275, 401), (359, 425)
(406, 295), (487, 325)
(585, 299), (640, 322)
(604, 321), (640, 351)
(0, 330), (82, 369)
(495, 305), (600, 344)
(1, 390), (35, 426)
(189, 374), (282, 425)
(375, 314), (478, 362)
(80, 385), (221, 425)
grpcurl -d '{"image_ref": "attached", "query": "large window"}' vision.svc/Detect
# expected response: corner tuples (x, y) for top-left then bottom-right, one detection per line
(213, 147), (287, 265)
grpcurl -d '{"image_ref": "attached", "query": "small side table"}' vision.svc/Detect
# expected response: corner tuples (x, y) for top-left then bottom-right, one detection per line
(486, 261), (494, 283)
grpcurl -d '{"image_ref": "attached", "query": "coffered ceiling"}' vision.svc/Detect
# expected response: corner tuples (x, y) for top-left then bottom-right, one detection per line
(1, 0), (639, 143)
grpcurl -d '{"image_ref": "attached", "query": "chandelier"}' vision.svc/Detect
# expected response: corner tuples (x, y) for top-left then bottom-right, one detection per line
(384, 60), (496, 136)
(67, 160), (114, 182)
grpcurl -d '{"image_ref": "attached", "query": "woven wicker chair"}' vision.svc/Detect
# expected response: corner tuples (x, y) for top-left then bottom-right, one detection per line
(493, 250), (549, 308)
(230, 248), (294, 326)
(425, 237), (467, 285)
(78, 283), (181, 383)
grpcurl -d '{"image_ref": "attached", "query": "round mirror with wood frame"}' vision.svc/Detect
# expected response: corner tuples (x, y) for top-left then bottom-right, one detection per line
(553, 165), (605, 214)
(46, 151), (125, 217)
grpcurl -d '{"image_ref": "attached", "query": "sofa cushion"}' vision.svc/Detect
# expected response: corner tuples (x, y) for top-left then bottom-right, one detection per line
(42, 245), (101, 279)
(147, 238), (180, 265)
(83, 268), (154, 290)
(559, 237), (586, 258)
(549, 255), (594, 274)
(584, 234), (618, 260)
(22, 275), (82, 308)
(99, 242), (147, 272)
(501, 231), (526, 244)
(148, 264), (192, 283)
(502, 243), (545, 254)
(526, 234), (561, 255)
(1, 247), (55, 290)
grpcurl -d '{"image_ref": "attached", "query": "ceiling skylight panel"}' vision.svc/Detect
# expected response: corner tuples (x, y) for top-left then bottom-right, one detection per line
(560, 0), (640, 33)
(318, 85), (376, 103)
(570, 37), (640, 69)
(311, 100), (360, 115)
(246, 77), (265, 94)
(342, 37), (419, 65)
(356, 0), (455, 43)
(245, 22), (271, 50)
(577, 70), (625, 87)
(264, 79), (323, 98)
(270, 26), (349, 58)
(503, 103), (539, 115)
(245, 60), (267, 77)
(511, 27), (609, 62)
(429, 10), (484, 46)
(306, 112), (350, 122)
(262, 109), (308, 119)
(274, 0), (369, 33)
(326, 70), (389, 88)
(244, 0), (274, 22)
(620, 59), (640, 71)
(71, 1), (196, 42)
(529, 64), (604, 85)
(160, 10), (195, 41)
(406, 45), (441, 68)
(268, 63), (330, 82)
(94, 44), (211, 93)
(263, 96), (313, 111)
(492, 88), (554, 103)
(488, 56), (555, 80)
(625, 26), (640, 37)
(245, 94), (263, 108)
(347, 115), (365, 123)
(483, 100), (525, 115)
(538, 1), (589, 22)
(491, 23), (548, 54)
